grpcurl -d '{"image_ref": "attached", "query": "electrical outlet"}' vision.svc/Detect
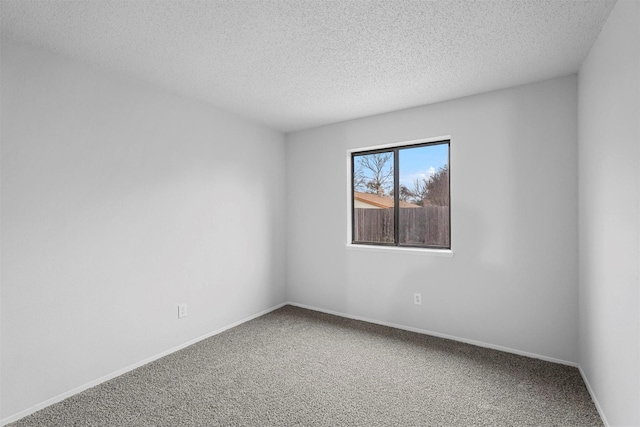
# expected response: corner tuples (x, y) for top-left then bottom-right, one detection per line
(414, 293), (422, 305)
(178, 303), (188, 318)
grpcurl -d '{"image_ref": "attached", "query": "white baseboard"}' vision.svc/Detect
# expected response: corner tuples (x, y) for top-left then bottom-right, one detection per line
(3, 301), (591, 426)
(0, 302), (287, 427)
(286, 302), (615, 426)
(287, 301), (578, 367)
(578, 365), (609, 427)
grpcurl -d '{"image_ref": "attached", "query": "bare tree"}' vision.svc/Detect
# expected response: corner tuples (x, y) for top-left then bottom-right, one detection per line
(402, 165), (449, 206)
(409, 177), (429, 206)
(399, 184), (413, 202)
(390, 184), (414, 202)
(424, 165), (449, 206)
(354, 153), (448, 206)
(354, 153), (393, 196)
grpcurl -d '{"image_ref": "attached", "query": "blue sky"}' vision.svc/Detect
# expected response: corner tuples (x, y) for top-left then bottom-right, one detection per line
(399, 144), (448, 188)
(354, 143), (448, 195)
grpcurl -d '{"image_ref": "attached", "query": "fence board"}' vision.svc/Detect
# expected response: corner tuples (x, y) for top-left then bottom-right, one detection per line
(354, 207), (449, 247)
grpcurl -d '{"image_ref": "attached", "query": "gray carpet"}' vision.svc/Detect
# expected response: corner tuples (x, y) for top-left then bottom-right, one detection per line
(10, 305), (602, 426)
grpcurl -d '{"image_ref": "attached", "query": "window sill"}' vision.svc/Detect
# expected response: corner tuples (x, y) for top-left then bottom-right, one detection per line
(345, 244), (454, 257)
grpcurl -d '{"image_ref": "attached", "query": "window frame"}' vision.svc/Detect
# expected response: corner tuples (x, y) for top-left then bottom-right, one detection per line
(348, 137), (451, 251)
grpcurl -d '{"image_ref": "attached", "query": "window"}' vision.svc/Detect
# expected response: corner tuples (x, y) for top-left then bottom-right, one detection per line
(351, 139), (450, 249)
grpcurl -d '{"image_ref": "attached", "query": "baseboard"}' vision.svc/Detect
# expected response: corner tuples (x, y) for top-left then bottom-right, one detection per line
(0, 302), (287, 426)
(578, 365), (610, 427)
(287, 301), (578, 367)
(2, 300), (584, 426)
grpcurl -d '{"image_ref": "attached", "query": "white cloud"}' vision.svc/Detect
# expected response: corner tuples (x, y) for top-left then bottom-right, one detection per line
(399, 166), (437, 187)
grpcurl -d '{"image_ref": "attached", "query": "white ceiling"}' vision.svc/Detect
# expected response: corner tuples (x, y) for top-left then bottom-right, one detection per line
(1, 0), (616, 133)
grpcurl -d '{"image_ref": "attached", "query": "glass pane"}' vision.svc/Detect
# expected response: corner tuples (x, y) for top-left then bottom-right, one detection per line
(398, 144), (449, 247)
(352, 151), (395, 243)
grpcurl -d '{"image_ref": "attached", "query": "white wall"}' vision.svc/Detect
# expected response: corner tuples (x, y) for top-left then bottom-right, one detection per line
(578, 0), (640, 425)
(0, 40), (286, 421)
(286, 75), (579, 363)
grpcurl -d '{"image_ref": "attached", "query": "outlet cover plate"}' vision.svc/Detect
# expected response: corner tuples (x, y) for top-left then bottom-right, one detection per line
(178, 303), (188, 318)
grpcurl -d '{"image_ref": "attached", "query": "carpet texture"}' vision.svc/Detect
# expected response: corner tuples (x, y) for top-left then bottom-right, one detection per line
(10, 305), (602, 426)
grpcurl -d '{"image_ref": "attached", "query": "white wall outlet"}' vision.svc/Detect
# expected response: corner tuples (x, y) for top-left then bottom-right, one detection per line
(178, 303), (188, 318)
(414, 293), (422, 305)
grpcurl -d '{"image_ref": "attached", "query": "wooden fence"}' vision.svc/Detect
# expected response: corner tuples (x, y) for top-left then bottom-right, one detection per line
(353, 206), (450, 247)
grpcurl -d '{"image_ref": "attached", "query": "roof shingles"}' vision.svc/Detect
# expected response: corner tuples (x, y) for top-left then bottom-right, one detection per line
(354, 192), (421, 208)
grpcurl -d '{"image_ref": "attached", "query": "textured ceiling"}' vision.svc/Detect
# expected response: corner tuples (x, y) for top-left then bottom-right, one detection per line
(1, 0), (616, 132)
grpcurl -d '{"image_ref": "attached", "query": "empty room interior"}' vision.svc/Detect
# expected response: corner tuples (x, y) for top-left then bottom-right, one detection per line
(1, 0), (639, 426)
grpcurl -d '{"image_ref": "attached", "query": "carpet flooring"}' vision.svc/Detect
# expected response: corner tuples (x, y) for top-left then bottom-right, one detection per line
(9, 305), (602, 426)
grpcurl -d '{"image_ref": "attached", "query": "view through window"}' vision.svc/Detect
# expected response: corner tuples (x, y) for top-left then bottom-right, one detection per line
(351, 140), (450, 249)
